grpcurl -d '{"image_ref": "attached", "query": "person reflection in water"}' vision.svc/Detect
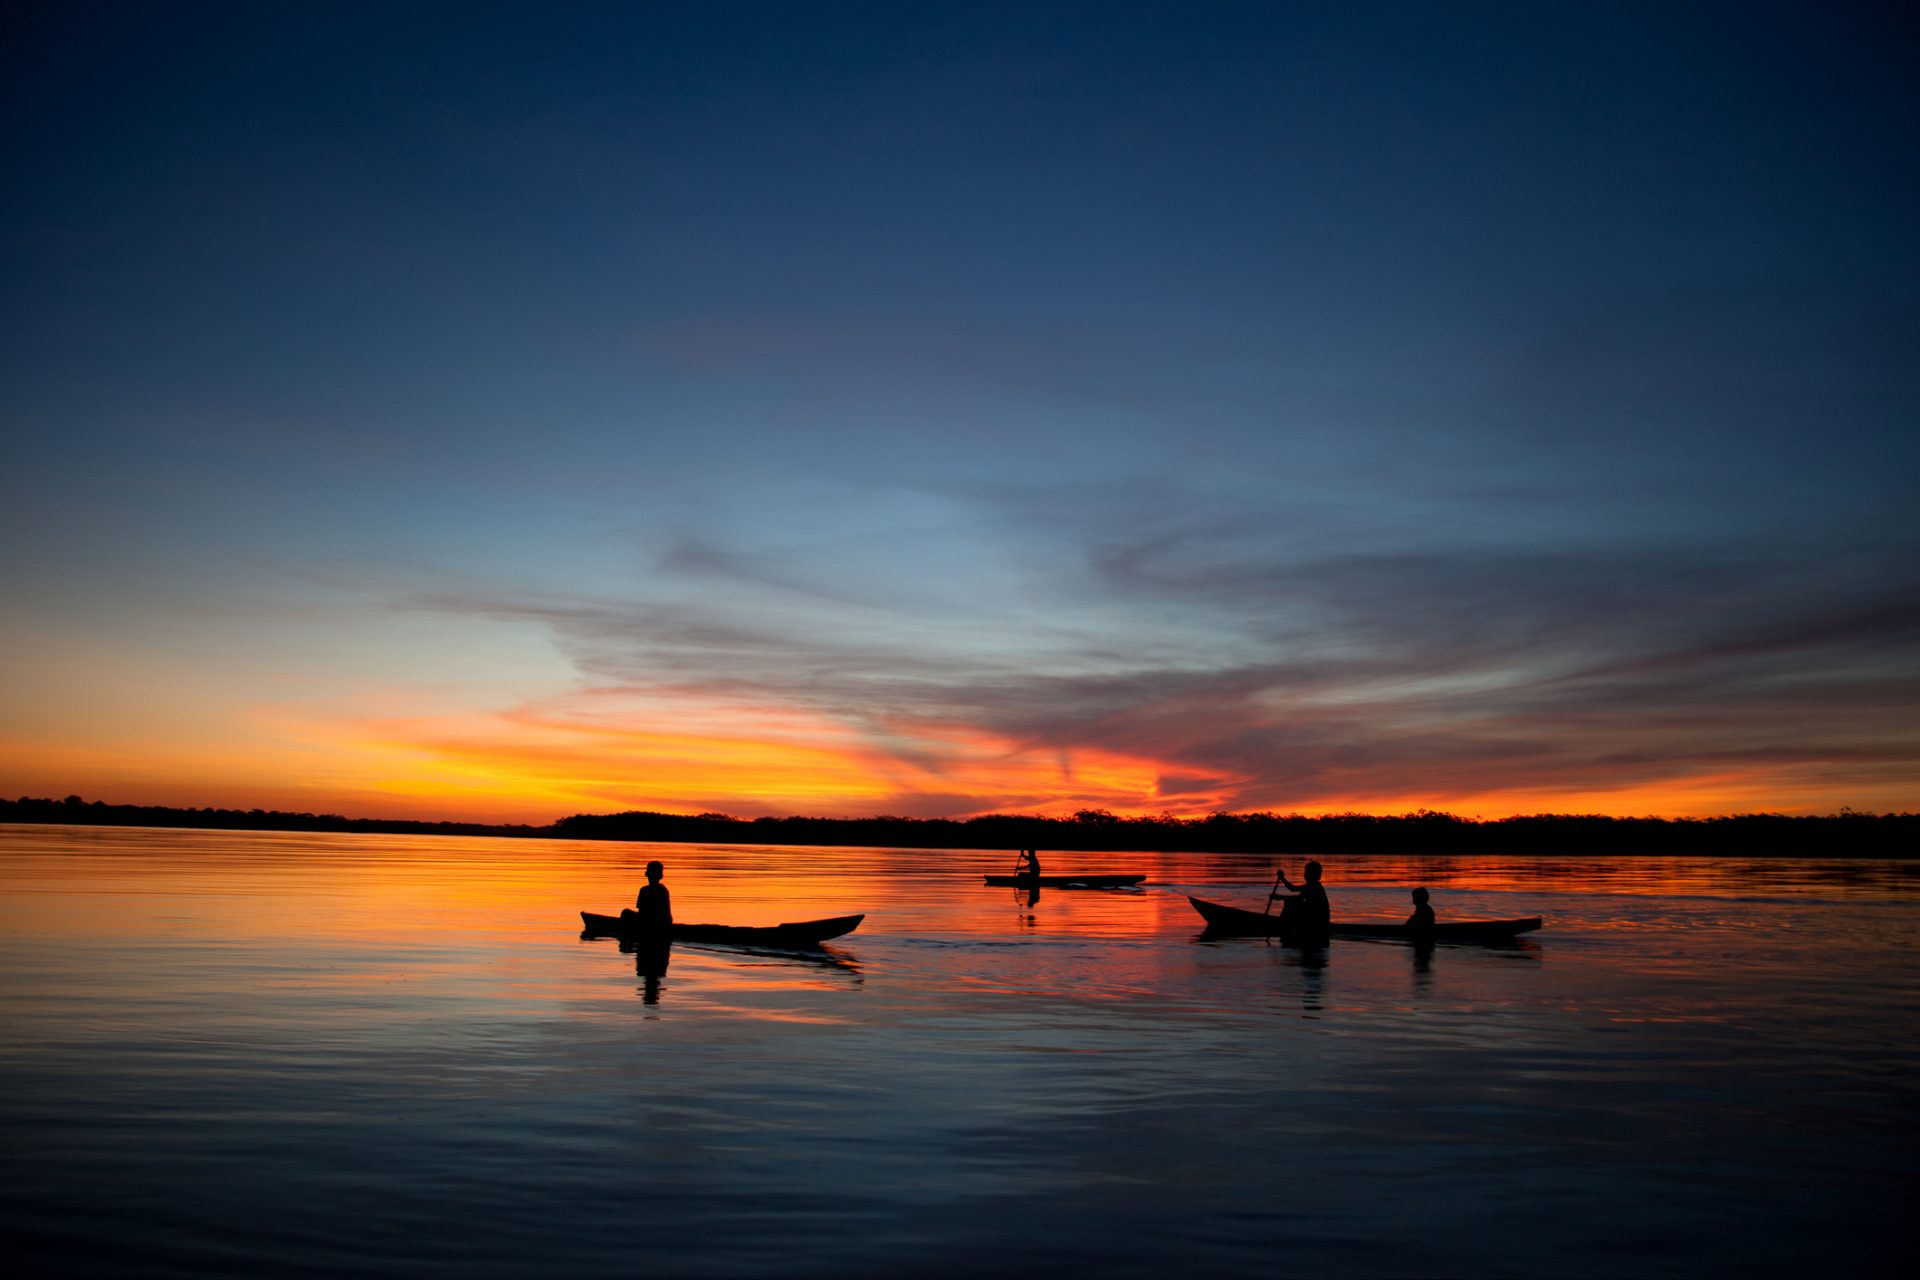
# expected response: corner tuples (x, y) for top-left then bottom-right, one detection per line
(635, 938), (670, 1005)
(1406, 887), (1436, 938)
(626, 860), (672, 933)
(1274, 861), (1331, 945)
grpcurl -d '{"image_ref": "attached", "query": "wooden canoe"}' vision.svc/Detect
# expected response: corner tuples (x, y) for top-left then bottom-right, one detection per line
(1188, 896), (1541, 942)
(982, 874), (1147, 888)
(580, 910), (864, 947)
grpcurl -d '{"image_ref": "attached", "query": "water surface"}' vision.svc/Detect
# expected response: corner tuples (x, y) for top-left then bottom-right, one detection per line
(2, 825), (1915, 1277)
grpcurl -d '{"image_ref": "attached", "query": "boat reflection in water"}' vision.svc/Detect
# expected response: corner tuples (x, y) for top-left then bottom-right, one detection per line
(607, 932), (862, 1005)
(1194, 917), (1545, 1016)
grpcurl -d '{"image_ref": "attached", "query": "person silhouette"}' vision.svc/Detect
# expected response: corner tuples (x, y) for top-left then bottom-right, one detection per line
(625, 860), (672, 933)
(1017, 849), (1043, 879)
(1405, 886), (1436, 939)
(1274, 861), (1331, 945)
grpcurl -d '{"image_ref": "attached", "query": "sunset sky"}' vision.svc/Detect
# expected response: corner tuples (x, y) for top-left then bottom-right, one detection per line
(3, 2), (1916, 823)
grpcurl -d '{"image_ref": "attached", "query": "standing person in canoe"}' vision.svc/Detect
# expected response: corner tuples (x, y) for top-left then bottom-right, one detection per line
(1273, 861), (1331, 945)
(624, 860), (672, 933)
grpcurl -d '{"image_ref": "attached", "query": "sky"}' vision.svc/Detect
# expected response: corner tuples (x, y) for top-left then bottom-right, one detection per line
(3, 1), (1916, 823)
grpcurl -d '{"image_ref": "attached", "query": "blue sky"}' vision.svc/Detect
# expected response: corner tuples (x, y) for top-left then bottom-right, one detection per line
(3, 2), (1916, 819)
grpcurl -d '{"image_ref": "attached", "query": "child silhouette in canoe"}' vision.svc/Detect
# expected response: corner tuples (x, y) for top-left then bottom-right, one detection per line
(623, 860), (672, 932)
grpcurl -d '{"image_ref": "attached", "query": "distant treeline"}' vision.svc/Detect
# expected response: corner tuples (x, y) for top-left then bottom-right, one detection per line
(4, 794), (1917, 855)
(0, 795), (543, 839)
(548, 806), (1920, 855)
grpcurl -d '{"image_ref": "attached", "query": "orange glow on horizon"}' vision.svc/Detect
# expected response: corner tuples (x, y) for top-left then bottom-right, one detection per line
(4, 686), (1910, 825)
(337, 698), (1248, 821)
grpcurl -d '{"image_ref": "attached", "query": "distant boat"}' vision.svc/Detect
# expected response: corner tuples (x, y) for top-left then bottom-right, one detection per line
(580, 910), (864, 947)
(1187, 896), (1542, 942)
(982, 873), (1147, 888)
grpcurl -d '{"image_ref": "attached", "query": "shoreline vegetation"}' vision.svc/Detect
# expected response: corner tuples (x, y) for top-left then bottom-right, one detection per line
(3, 795), (1916, 855)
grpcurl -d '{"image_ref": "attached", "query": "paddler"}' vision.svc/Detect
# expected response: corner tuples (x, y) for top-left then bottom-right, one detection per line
(1274, 860), (1331, 944)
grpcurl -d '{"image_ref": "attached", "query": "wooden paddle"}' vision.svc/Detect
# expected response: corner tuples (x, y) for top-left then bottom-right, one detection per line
(1263, 868), (1286, 915)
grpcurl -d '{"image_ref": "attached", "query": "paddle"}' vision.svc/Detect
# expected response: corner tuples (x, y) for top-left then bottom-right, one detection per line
(1263, 868), (1286, 916)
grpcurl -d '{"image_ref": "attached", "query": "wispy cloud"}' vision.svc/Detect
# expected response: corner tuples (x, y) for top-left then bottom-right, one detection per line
(365, 491), (1920, 816)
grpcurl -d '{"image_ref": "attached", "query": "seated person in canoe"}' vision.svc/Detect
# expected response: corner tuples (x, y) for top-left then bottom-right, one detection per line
(1405, 886), (1436, 940)
(622, 860), (672, 933)
(1272, 861), (1331, 942)
(1017, 849), (1042, 878)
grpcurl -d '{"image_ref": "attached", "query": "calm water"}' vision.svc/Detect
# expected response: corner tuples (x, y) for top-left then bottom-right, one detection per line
(2, 826), (1916, 1278)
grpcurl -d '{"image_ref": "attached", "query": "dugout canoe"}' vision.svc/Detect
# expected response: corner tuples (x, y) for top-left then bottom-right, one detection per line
(982, 874), (1147, 888)
(580, 911), (864, 947)
(1187, 896), (1542, 942)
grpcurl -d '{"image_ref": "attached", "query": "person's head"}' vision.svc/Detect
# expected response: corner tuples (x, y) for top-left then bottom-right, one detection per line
(645, 860), (664, 883)
(1304, 860), (1323, 882)
(1411, 886), (1429, 904)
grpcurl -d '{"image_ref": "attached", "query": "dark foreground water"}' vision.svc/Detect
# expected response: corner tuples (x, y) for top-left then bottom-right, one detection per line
(2, 825), (1916, 1278)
